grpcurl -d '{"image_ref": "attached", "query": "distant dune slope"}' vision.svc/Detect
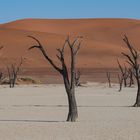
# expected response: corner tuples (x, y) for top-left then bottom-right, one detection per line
(0, 18), (140, 71)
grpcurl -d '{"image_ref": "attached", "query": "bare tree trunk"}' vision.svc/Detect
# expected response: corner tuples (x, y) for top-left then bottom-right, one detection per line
(124, 77), (127, 87)
(128, 68), (134, 87)
(28, 35), (81, 121)
(12, 74), (17, 87)
(129, 76), (134, 87)
(122, 35), (140, 106)
(63, 74), (78, 122)
(106, 71), (111, 88)
(7, 66), (12, 88)
(129, 74), (133, 87)
(134, 80), (140, 106)
(117, 60), (129, 88)
(66, 90), (78, 121)
(123, 67), (128, 87)
(118, 74), (123, 92)
(75, 70), (81, 87)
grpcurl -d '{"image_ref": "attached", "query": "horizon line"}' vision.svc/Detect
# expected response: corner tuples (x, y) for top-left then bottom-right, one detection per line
(1, 17), (140, 24)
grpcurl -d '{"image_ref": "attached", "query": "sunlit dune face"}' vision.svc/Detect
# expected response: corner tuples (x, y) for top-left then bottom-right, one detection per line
(0, 18), (140, 70)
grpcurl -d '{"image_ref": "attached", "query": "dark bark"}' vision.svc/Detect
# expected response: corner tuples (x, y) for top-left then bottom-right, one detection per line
(66, 91), (78, 121)
(117, 60), (124, 91)
(117, 60), (129, 88)
(28, 35), (82, 121)
(106, 71), (111, 88)
(128, 68), (134, 87)
(122, 35), (140, 106)
(134, 80), (140, 106)
(118, 74), (123, 92)
(123, 67), (128, 87)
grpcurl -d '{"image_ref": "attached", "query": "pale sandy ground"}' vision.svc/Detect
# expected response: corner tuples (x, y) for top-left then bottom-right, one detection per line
(0, 83), (140, 140)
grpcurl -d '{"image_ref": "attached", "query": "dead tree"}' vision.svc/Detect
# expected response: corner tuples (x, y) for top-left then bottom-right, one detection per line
(7, 58), (23, 88)
(0, 72), (3, 80)
(0, 46), (5, 84)
(122, 35), (140, 106)
(118, 74), (123, 92)
(75, 70), (81, 87)
(127, 67), (134, 87)
(28, 35), (82, 122)
(123, 66), (129, 87)
(117, 60), (125, 91)
(106, 71), (111, 88)
(0, 72), (6, 84)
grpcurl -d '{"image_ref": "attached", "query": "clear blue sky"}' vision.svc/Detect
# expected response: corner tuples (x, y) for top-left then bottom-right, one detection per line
(0, 0), (140, 23)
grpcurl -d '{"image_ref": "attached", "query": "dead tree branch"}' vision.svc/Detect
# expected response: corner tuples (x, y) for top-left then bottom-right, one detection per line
(28, 35), (82, 121)
(122, 35), (140, 106)
(75, 70), (81, 87)
(7, 57), (23, 88)
(106, 71), (111, 88)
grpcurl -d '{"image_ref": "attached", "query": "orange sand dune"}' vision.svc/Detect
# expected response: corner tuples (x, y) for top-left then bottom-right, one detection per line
(0, 18), (140, 82)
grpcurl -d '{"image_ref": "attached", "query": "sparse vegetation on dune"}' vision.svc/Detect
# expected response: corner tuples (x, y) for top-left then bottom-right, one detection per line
(17, 77), (41, 84)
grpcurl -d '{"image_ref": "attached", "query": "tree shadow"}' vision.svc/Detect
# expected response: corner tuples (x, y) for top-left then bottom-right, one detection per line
(10, 104), (132, 108)
(0, 119), (65, 123)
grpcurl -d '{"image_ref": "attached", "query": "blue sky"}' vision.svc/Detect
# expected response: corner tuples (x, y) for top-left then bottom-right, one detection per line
(0, 0), (139, 23)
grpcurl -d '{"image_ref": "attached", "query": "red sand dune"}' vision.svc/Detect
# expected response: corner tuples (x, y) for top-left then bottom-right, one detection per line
(0, 18), (140, 82)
